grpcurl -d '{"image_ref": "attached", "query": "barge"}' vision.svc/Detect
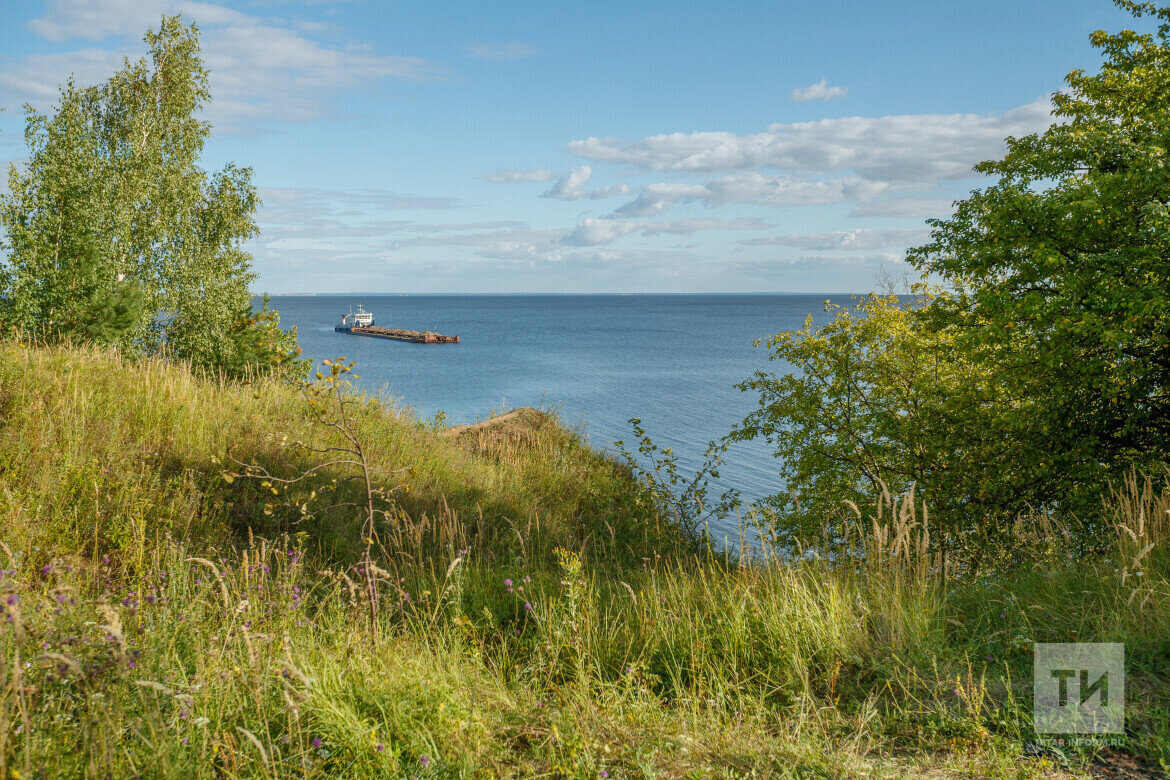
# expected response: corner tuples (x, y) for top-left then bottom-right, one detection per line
(335, 305), (460, 344)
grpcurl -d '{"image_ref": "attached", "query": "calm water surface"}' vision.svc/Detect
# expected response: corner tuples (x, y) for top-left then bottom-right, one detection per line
(266, 294), (849, 540)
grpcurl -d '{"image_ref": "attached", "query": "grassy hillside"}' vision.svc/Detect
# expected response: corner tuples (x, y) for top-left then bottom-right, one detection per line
(0, 342), (1166, 778)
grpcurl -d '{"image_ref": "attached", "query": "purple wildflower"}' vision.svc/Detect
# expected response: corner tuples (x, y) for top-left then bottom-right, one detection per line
(420, 755), (429, 766)
(312, 737), (322, 748)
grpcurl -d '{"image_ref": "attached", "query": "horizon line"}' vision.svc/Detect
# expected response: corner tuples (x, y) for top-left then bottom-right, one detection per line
(255, 291), (866, 296)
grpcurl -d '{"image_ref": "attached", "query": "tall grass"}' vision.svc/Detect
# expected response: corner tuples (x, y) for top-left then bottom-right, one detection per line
(0, 341), (1166, 777)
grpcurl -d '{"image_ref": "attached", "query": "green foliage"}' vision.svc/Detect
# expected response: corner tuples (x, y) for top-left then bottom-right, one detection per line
(616, 417), (738, 541)
(732, 3), (1170, 564)
(731, 294), (984, 557)
(0, 340), (1166, 776)
(0, 15), (297, 374)
(216, 294), (306, 379)
(907, 1), (1170, 519)
(40, 244), (148, 347)
(0, 340), (677, 567)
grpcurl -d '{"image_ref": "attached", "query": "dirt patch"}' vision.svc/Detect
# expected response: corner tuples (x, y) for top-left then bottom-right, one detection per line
(1087, 751), (1167, 779)
(442, 408), (553, 454)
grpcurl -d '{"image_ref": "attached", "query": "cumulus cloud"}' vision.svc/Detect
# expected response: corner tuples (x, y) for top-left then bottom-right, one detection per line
(567, 98), (1053, 182)
(3, 0), (443, 133)
(564, 217), (770, 247)
(790, 78), (848, 102)
(541, 166), (630, 200)
(738, 227), (930, 250)
(481, 168), (555, 183)
(563, 99), (1054, 219)
(463, 41), (539, 60)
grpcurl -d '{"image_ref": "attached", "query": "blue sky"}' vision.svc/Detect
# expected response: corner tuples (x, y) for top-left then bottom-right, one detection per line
(0, 0), (1150, 293)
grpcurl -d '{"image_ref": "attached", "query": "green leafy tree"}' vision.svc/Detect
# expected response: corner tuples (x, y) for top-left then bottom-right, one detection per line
(731, 294), (1008, 565)
(0, 15), (299, 372)
(735, 1), (1169, 565)
(908, 0), (1170, 520)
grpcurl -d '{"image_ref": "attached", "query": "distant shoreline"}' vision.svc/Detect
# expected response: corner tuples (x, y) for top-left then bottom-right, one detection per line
(258, 291), (862, 297)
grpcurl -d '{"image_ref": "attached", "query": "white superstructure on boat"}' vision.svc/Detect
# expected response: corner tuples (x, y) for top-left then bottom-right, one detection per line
(335, 304), (375, 332)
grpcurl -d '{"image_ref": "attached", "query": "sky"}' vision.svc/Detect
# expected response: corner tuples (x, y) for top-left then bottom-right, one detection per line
(0, 0), (1152, 293)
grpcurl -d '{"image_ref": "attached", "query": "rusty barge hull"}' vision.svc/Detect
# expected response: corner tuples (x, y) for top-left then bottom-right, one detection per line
(336, 325), (460, 344)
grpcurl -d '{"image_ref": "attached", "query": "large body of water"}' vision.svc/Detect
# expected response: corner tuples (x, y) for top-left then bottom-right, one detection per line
(267, 294), (848, 538)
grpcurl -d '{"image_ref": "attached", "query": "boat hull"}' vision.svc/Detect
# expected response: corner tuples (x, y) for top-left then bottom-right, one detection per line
(337, 325), (459, 344)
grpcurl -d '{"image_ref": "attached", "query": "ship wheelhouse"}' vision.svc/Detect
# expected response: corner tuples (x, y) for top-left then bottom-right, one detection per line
(336, 304), (375, 331)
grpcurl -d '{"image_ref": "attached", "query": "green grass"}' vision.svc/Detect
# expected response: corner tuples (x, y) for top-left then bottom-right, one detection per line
(0, 341), (1167, 778)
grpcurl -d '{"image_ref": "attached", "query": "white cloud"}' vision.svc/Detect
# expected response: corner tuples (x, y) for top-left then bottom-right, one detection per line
(612, 173), (892, 216)
(541, 165), (630, 200)
(848, 197), (957, 218)
(738, 227), (930, 250)
(790, 78), (848, 102)
(4, 0), (443, 133)
(463, 41), (539, 61)
(28, 0), (245, 41)
(481, 168), (555, 183)
(563, 99), (1054, 219)
(0, 48), (126, 107)
(564, 216), (770, 247)
(567, 98), (1053, 182)
(249, 187), (542, 278)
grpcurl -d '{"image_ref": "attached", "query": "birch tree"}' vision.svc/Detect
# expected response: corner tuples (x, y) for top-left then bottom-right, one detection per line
(0, 15), (300, 374)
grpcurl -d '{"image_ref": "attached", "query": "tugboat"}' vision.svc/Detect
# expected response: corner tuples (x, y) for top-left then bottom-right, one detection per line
(334, 304), (460, 344)
(335, 304), (375, 332)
